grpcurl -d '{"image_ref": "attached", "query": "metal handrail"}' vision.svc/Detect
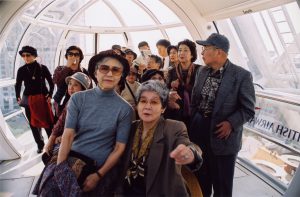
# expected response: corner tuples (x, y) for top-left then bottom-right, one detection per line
(255, 91), (300, 107)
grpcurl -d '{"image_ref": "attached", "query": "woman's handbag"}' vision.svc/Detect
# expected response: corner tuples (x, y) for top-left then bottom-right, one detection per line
(19, 95), (28, 107)
(49, 150), (98, 188)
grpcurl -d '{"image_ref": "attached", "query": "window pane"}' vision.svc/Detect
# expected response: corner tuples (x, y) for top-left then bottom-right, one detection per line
(0, 86), (20, 117)
(73, 1), (122, 27)
(139, 0), (181, 24)
(129, 30), (164, 55)
(6, 113), (31, 140)
(217, 1), (300, 93)
(63, 32), (96, 69)
(24, 0), (54, 17)
(0, 20), (29, 80)
(242, 96), (300, 185)
(39, 0), (89, 24)
(285, 3), (300, 34)
(109, 0), (155, 26)
(165, 26), (193, 45)
(98, 34), (126, 52)
(17, 26), (63, 74)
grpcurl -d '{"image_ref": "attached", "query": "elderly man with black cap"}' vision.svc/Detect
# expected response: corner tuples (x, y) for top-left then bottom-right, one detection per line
(190, 33), (255, 197)
(15, 45), (54, 154)
(49, 50), (133, 195)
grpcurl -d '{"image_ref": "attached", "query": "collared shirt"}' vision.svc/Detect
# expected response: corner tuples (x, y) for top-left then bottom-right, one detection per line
(198, 60), (229, 114)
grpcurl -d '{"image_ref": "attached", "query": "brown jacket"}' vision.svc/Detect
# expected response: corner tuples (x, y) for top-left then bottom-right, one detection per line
(116, 117), (202, 196)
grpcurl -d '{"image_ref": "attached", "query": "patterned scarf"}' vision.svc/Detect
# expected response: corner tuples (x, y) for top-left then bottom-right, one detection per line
(175, 63), (195, 116)
(126, 122), (157, 184)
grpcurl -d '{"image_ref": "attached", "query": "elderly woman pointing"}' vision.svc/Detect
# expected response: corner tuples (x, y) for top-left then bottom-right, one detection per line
(117, 80), (203, 196)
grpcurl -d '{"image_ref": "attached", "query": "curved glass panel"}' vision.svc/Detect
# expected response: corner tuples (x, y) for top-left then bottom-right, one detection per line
(246, 96), (300, 151)
(73, 1), (122, 27)
(109, 0), (155, 26)
(64, 32), (96, 68)
(165, 26), (193, 45)
(129, 30), (163, 54)
(0, 20), (29, 80)
(39, 0), (89, 24)
(240, 93), (300, 185)
(240, 129), (298, 185)
(6, 113), (31, 140)
(0, 86), (20, 117)
(98, 34), (126, 52)
(17, 25), (63, 73)
(216, 1), (300, 94)
(139, 0), (181, 24)
(24, 0), (55, 17)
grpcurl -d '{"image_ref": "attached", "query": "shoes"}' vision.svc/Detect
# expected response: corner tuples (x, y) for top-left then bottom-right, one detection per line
(37, 148), (43, 154)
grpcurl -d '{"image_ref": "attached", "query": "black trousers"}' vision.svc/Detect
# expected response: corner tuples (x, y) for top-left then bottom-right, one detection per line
(189, 112), (237, 197)
(24, 106), (52, 149)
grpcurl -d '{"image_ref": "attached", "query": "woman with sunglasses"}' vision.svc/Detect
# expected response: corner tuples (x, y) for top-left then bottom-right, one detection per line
(35, 50), (133, 196)
(52, 45), (90, 117)
(15, 46), (54, 154)
(116, 80), (202, 196)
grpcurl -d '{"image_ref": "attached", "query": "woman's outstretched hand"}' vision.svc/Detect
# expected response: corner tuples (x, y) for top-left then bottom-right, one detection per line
(170, 144), (194, 165)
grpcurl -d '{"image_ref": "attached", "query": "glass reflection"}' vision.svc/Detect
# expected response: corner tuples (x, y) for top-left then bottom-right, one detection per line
(217, 1), (300, 93)
(241, 95), (300, 185)
(240, 130), (299, 185)
(0, 86), (20, 117)
(18, 26), (63, 73)
(0, 20), (29, 79)
(6, 113), (31, 139)
(40, 0), (89, 24)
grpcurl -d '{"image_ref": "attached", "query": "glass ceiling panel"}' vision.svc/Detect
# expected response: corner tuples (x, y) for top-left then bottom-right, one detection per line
(109, 0), (155, 26)
(165, 26), (193, 45)
(73, 1), (122, 27)
(129, 30), (163, 54)
(24, 0), (54, 17)
(98, 34), (127, 52)
(139, 0), (181, 24)
(0, 20), (29, 80)
(64, 32), (95, 69)
(39, 0), (89, 24)
(17, 25), (63, 73)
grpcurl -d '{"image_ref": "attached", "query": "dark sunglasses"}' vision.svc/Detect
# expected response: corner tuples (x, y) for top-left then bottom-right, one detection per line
(97, 64), (123, 76)
(67, 52), (80, 57)
(21, 53), (32, 57)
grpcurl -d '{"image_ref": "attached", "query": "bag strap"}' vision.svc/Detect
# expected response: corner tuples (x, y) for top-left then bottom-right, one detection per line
(125, 81), (137, 105)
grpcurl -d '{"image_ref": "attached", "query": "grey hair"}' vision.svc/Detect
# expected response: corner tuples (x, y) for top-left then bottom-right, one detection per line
(136, 80), (169, 108)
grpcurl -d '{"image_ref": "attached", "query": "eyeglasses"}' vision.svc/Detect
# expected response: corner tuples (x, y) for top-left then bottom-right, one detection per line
(97, 64), (123, 76)
(21, 53), (32, 57)
(67, 52), (80, 57)
(139, 98), (161, 107)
